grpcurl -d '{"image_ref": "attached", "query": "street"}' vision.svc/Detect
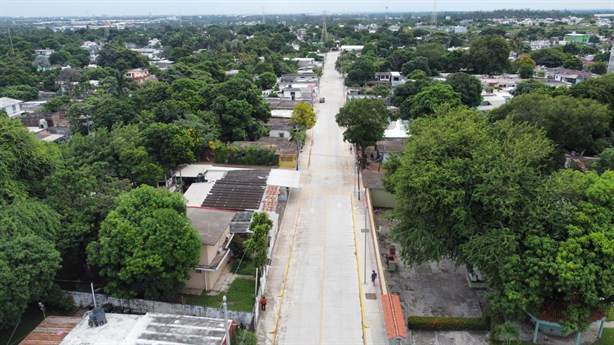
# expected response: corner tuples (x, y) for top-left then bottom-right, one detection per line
(258, 52), (388, 345)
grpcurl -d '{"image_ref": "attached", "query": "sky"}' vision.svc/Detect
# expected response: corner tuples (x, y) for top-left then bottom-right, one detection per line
(0, 0), (613, 17)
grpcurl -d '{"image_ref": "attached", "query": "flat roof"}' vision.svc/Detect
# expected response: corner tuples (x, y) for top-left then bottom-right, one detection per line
(267, 169), (301, 188)
(0, 97), (22, 107)
(184, 182), (214, 207)
(187, 207), (236, 245)
(60, 313), (232, 345)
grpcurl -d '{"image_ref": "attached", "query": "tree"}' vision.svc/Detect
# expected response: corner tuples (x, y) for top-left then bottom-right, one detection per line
(0, 85), (39, 101)
(87, 186), (200, 300)
(256, 71), (277, 90)
(514, 79), (553, 96)
(385, 108), (553, 268)
(589, 62), (608, 75)
(345, 57), (376, 86)
(244, 212), (273, 269)
(469, 35), (511, 74)
(0, 201), (62, 327)
(569, 74), (614, 109)
(407, 82), (462, 119)
(142, 122), (199, 170)
(414, 43), (447, 72)
(589, 147), (614, 175)
(530, 48), (566, 67)
(401, 57), (430, 76)
(290, 102), (316, 129)
(517, 54), (536, 79)
(563, 57), (583, 70)
(0, 116), (59, 203)
(490, 94), (612, 153)
(336, 98), (389, 167)
(96, 44), (148, 71)
(446, 72), (483, 107)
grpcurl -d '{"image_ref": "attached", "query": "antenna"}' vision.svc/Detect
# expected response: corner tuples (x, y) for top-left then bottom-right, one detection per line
(385, 6), (388, 22)
(321, 11), (328, 42)
(7, 28), (15, 57)
(431, 0), (437, 26)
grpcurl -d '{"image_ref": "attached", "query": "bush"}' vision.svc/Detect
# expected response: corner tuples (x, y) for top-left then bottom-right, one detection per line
(232, 327), (257, 345)
(42, 284), (75, 313)
(407, 316), (490, 331)
(212, 143), (278, 166)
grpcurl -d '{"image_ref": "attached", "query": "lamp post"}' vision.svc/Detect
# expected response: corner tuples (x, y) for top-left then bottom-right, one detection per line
(294, 125), (300, 171)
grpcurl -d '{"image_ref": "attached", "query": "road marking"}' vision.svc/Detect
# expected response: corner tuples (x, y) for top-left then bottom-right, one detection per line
(318, 197), (328, 345)
(269, 189), (304, 344)
(350, 193), (369, 345)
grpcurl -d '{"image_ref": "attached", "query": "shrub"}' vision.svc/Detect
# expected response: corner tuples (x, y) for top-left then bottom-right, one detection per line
(407, 316), (490, 331)
(212, 142), (277, 166)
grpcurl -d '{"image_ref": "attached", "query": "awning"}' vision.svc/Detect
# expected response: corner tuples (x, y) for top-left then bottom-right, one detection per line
(382, 293), (407, 340)
(267, 169), (300, 188)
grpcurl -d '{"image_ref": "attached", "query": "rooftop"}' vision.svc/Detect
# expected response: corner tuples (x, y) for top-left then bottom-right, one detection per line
(187, 207), (236, 246)
(60, 313), (233, 345)
(201, 169), (270, 211)
(21, 316), (82, 345)
(0, 97), (22, 107)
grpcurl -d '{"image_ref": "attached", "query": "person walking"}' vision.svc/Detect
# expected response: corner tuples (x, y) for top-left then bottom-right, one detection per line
(260, 295), (267, 311)
(371, 270), (377, 286)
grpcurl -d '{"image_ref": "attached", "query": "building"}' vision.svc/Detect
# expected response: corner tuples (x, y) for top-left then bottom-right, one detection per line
(125, 68), (154, 84)
(374, 72), (403, 87)
(232, 137), (300, 168)
(340, 45), (364, 54)
(184, 207), (236, 293)
(477, 91), (513, 113)
(545, 67), (596, 85)
(34, 48), (55, 56)
(60, 312), (236, 345)
(266, 117), (293, 139)
(564, 32), (589, 44)
(0, 97), (24, 118)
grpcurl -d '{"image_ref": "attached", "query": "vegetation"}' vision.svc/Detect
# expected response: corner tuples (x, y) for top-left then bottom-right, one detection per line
(385, 106), (614, 331)
(87, 186), (201, 300)
(407, 316), (490, 331)
(180, 278), (255, 312)
(244, 212), (274, 269)
(291, 102), (316, 129)
(336, 98), (389, 168)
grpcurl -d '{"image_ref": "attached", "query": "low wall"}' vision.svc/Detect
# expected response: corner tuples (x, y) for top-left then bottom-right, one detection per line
(65, 291), (254, 326)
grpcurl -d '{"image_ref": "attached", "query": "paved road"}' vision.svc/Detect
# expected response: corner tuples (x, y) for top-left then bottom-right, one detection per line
(257, 52), (388, 345)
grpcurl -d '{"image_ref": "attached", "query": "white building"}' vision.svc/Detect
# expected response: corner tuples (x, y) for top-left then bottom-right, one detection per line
(0, 97), (25, 118)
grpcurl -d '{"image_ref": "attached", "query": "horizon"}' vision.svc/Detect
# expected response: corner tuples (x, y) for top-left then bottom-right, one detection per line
(1, 0), (613, 18)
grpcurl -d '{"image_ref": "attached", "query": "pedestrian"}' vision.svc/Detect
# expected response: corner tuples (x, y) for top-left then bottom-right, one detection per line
(349, 145), (353, 153)
(260, 295), (267, 311)
(371, 270), (377, 285)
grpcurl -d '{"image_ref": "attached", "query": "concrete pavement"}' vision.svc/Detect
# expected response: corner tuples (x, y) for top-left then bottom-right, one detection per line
(256, 52), (389, 345)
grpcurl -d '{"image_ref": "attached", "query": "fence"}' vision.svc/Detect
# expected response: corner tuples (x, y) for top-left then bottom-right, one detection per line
(65, 291), (254, 327)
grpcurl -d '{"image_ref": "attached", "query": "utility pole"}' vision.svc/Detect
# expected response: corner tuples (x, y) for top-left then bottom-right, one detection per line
(294, 125), (300, 171)
(223, 296), (231, 345)
(321, 11), (328, 43)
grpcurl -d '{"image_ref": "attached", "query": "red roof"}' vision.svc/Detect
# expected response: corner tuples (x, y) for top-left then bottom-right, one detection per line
(382, 294), (407, 339)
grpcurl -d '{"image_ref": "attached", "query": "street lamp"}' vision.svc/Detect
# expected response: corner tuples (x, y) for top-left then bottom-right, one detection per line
(294, 125), (300, 171)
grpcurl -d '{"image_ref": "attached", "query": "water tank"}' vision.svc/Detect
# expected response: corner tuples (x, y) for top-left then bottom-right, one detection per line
(88, 307), (107, 327)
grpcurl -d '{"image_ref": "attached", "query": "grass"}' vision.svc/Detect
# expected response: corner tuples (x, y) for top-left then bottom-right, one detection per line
(181, 278), (255, 312)
(231, 258), (257, 277)
(594, 328), (614, 345)
(607, 307), (614, 322)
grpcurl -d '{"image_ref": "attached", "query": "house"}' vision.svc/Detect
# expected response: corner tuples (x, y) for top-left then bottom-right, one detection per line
(34, 48), (54, 56)
(477, 91), (513, 113)
(125, 68), (154, 84)
(184, 207), (236, 294)
(60, 312), (236, 345)
(374, 72), (403, 87)
(564, 32), (589, 44)
(340, 45), (364, 54)
(281, 86), (313, 101)
(384, 119), (410, 139)
(266, 117), (293, 139)
(545, 67), (596, 85)
(0, 97), (25, 118)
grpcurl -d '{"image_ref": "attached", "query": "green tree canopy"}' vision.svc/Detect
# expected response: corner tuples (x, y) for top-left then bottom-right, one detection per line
(142, 122), (199, 170)
(469, 35), (511, 75)
(445, 72), (483, 107)
(345, 57), (376, 86)
(87, 186), (200, 299)
(336, 98), (389, 166)
(406, 82), (462, 119)
(96, 44), (148, 71)
(569, 74), (614, 109)
(401, 57), (430, 76)
(490, 94), (612, 153)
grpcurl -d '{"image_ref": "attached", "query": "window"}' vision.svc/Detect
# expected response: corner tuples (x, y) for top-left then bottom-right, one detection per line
(279, 133), (285, 138)
(12, 105), (17, 112)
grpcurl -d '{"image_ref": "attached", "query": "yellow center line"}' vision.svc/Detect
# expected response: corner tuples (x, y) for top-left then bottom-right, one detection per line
(269, 189), (304, 344)
(318, 197), (328, 345)
(350, 193), (369, 345)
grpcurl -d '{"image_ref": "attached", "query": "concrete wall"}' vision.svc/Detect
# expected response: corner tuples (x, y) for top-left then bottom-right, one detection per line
(65, 291), (253, 326)
(369, 188), (397, 209)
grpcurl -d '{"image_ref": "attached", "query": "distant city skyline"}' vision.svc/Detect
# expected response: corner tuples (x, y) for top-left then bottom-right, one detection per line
(1, 0), (613, 17)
